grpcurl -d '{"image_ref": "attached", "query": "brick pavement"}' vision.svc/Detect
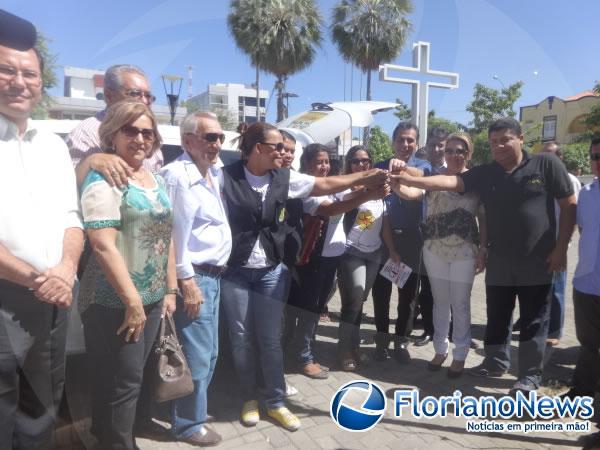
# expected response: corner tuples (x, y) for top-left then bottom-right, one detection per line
(62, 239), (595, 449)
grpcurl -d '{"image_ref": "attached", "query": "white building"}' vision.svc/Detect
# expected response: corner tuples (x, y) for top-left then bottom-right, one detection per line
(187, 83), (269, 125)
(48, 66), (187, 124)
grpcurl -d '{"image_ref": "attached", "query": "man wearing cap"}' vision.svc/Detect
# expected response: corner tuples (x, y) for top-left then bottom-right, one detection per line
(67, 64), (164, 185)
(0, 9), (83, 448)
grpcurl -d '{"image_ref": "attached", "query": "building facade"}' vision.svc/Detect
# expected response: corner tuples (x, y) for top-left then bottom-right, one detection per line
(520, 90), (600, 147)
(48, 66), (187, 124)
(187, 83), (269, 126)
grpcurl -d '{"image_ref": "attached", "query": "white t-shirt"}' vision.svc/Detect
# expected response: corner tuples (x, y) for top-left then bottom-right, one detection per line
(346, 199), (386, 253)
(302, 190), (349, 258)
(244, 168), (315, 268)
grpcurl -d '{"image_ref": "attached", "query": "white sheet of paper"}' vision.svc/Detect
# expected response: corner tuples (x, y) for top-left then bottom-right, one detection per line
(379, 258), (413, 288)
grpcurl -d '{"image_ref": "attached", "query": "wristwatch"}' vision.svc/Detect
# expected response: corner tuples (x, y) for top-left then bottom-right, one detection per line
(166, 287), (180, 295)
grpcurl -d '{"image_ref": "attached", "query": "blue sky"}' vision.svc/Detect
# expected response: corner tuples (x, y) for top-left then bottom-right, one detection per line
(4, 0), (599, 136)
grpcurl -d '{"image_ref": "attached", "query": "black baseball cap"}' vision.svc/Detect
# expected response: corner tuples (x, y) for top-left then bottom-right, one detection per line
(0, 9), (37, 51)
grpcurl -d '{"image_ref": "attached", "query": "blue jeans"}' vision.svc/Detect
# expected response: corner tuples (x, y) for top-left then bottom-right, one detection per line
(548, 271), (566, 339)
(171, 272), (220, 439)
(221, 264), (288, 409)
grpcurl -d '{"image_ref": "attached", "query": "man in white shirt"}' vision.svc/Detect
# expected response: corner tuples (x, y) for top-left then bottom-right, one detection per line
(160, 112), (230, 447)
(0, 14), (83, 448)
(67, 64), (164, 185)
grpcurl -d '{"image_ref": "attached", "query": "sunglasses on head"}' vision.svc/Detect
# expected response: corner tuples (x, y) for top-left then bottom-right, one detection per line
(120, 124), (155, 142)
(260, 142), (285, 152)
(444, 147), (468, 156)
(202, 133), (226, 144)
(350, 158), (372, 165)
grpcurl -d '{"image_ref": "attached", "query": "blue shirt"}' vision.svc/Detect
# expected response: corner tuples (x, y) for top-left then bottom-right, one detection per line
(573, 179), (600, 296)
(377, 155), (432, 229)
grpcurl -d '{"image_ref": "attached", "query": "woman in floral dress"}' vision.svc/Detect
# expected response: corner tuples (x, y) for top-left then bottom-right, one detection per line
(336, 146), (398, 371)
(78, 100), (177, 450)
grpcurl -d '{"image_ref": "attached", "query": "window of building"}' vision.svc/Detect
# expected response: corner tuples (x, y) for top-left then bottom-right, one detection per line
(243, 97), (265, 107)
(542, 115), (557, 141)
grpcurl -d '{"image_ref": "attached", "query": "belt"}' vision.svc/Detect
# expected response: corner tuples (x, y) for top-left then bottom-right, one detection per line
(193, 263), (227, 277)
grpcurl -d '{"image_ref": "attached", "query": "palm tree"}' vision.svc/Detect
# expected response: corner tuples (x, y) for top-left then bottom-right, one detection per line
(229, 0), (323, 123)
(228, 0), (267, 122)
(331, 0), (412, 102)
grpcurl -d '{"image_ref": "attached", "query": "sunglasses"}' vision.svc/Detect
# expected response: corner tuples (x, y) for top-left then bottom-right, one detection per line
(350, 158), (372, 165)
(203, 133), (226, 143)
(123, 89), (156, 104)
(260, 142), (285, 152)
(120, 124), (155, 142)
(591, 153), (600, 161)
(445, 147), (468, 156)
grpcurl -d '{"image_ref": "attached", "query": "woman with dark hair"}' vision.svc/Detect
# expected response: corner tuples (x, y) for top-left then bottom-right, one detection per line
(391, 133), (487, 378)
(220, 124), (388, 431)
(337, 145), (399, 371)
(78, 100), (176, 449)
(286, 144), (385, 379)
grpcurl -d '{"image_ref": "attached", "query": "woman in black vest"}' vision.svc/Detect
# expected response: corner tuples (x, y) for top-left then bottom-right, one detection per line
(220, 123), (388, 432)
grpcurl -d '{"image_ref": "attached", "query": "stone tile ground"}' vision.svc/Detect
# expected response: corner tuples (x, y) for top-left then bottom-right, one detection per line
(59, 239), (597, 449)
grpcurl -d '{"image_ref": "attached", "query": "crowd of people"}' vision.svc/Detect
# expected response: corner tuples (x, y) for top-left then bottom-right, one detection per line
(2, 9), (600, 450)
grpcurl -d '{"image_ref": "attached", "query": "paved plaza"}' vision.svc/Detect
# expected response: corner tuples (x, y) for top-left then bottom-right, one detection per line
(59, 239), (596, 450)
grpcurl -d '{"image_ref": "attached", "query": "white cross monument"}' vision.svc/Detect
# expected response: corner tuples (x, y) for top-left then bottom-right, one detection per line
(379, 41), (459, 148)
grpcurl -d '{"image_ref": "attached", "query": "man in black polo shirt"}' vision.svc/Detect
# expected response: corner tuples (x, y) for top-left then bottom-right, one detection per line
(391, 118), (576, 394)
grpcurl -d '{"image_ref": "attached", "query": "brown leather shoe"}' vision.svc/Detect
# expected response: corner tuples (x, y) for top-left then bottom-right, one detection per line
(179, 425), (222, 447)
(302, 362), (329, 379)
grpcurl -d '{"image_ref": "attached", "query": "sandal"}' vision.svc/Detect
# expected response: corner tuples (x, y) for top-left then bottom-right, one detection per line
(340, 352), (357, 371)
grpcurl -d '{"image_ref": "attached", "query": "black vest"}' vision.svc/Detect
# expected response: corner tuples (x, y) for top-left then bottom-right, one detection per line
(222, 160), (290, 267)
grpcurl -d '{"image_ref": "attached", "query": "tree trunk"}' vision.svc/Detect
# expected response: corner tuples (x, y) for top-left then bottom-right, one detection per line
(363, 70), (372, 146)
(276, 74), (285, 123)
(255, 64), (260, 123)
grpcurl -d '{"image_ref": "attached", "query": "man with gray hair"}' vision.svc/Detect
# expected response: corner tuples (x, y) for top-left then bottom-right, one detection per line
(67, 64), (164, 184)
(159, 112), (230, 446)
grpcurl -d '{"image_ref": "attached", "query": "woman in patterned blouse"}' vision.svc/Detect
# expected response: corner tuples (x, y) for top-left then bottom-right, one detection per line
(392, 133), (487, 378)
(78, 100), (177, 450)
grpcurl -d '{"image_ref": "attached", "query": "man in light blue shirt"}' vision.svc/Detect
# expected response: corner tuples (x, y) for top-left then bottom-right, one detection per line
(160, 112), (232, 447)
(567, 138), (600, 409)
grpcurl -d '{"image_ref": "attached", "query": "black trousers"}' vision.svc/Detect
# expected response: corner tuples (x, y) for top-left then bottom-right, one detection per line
(482, 252), (553, 386)
(372, 227), (423, 347)
(0, 280), (68, 450)
(572, 289), (600, 395)
(82, 301), (162, 450)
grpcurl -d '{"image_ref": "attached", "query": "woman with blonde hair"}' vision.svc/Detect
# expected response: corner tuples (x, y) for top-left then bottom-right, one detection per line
(78, 100), (177, 449)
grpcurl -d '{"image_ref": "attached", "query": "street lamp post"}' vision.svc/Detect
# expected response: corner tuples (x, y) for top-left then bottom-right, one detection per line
(492, 74), (506, 89)
(161, 74), (183, 125)
(281, 92), (298, 120)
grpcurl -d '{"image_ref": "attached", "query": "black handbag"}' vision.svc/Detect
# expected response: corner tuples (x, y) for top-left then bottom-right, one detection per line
(150, 313), (194, 403)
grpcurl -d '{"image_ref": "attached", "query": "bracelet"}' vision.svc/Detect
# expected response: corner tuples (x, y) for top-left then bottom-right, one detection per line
(166, 287), (179, 295)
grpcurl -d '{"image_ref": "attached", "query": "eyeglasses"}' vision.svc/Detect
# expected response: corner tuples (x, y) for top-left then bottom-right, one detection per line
(123, 89), (156, 104)
(350, 158), (372, 165)
(591, 153), (600, 161)
(0, 64), (40, 84)
(445, 147), (468, 156)
(120, 124), (155, 142)
(260, 142), (285, 152)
